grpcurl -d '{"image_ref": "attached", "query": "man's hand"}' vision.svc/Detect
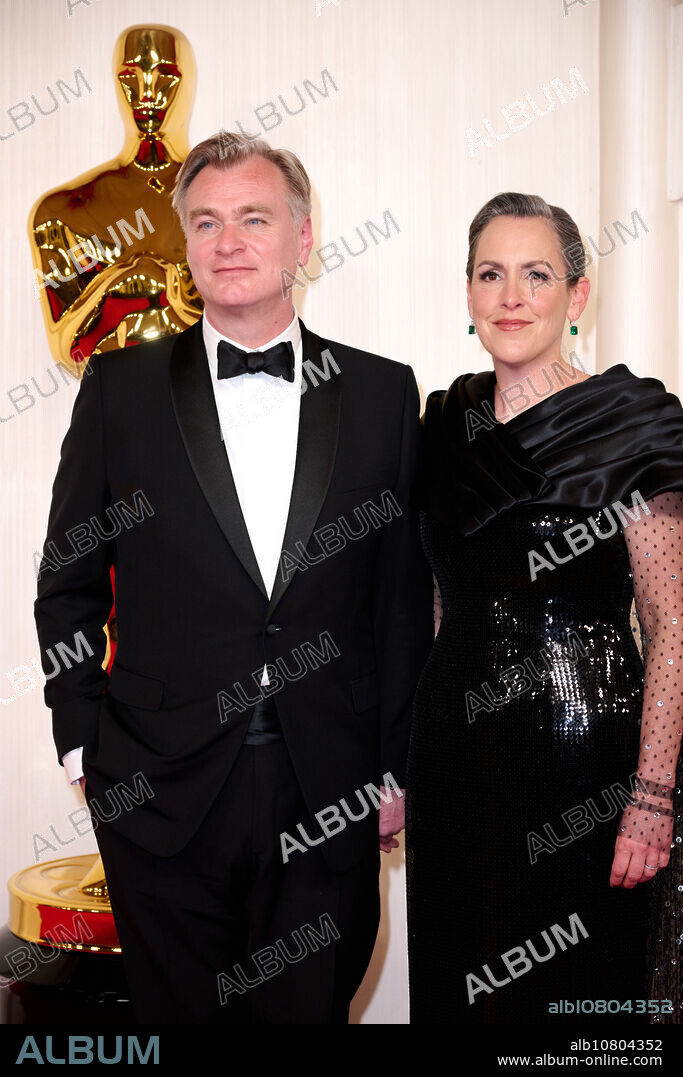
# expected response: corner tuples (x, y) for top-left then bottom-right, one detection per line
(379, 788), (405, 853)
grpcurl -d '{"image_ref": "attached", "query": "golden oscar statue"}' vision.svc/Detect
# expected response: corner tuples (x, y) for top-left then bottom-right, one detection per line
(28, 24), (202, 378)
(5, 32), (203, 1007)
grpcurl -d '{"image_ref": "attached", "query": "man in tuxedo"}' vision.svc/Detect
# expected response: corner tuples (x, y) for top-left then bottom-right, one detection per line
(34, 131), (433, 1024)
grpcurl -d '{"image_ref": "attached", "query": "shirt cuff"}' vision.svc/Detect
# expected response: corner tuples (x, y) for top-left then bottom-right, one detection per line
(62, 747), (84, 784)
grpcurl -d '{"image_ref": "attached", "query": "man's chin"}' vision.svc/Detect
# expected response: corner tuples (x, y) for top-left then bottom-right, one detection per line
(204, 293), (284, 321)
(206, 288), (256, 310)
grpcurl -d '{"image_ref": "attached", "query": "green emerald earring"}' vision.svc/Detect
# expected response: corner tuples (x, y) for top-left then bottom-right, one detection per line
(570, 320), (578, 335)
(468, 319), (476, 335)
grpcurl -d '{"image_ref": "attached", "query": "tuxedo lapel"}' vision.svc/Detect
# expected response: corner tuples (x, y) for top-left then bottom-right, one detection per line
(169, 320), (268, 599)
(266, 319), (341, 619)
(169, 317), (341, 612)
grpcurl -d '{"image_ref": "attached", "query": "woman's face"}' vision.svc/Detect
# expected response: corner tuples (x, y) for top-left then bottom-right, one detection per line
(467, 215), (584, 367)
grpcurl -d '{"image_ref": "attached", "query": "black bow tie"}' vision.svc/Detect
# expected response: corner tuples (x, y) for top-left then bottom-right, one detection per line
(217, 338), (295, 382)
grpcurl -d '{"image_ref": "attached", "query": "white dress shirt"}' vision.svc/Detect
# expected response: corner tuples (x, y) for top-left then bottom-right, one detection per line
(62, 308), (303, 784)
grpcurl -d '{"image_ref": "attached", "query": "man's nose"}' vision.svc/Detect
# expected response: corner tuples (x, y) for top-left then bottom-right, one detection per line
(215, 225), (246, 255)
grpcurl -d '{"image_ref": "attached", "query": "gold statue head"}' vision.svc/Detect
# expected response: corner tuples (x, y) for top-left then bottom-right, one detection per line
(114, 25), (195, 149)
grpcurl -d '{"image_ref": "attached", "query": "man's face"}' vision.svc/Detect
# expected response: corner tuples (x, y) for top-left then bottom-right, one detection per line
(183, 159), (312, 323)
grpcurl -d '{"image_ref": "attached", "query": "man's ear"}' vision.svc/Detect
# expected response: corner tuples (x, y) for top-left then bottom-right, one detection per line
(297, 215), (314, 267)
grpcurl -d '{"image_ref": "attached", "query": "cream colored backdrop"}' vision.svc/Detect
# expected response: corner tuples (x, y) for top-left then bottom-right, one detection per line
(1, 0), (680, 1024)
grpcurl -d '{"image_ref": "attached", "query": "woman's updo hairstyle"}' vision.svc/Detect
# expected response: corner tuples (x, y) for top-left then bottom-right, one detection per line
(466, 192), (586, 287)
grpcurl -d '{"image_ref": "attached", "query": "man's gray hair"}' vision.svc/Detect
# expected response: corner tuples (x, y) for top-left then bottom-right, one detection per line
(172, 130), (312, 230)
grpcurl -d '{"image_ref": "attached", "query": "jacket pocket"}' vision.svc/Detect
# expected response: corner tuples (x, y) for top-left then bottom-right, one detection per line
(350, 671), (379, 713)
(109, 662), (164, 710)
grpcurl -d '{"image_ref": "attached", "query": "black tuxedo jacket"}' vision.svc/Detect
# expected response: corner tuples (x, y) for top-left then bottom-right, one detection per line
(34, 317), (433, 872)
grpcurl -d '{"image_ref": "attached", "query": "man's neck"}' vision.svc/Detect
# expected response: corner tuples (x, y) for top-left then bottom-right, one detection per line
(204, 304), (296, 349)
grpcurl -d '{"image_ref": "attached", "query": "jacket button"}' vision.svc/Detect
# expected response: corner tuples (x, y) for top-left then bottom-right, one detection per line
(265, 624), (281, 636)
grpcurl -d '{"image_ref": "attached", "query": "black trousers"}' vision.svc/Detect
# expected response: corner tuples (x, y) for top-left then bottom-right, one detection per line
(86, 738), (380, 1024)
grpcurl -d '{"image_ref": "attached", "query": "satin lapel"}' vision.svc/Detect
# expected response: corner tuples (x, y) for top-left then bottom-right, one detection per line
(169, 321), (267, 599)
(266, 320), (342, 619)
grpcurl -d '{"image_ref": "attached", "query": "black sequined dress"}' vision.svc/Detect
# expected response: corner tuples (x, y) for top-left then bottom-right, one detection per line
(406, 366), (683, 1025)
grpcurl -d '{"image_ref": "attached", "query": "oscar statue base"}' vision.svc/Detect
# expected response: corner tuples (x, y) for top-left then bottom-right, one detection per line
(1, 854), (133, 1024)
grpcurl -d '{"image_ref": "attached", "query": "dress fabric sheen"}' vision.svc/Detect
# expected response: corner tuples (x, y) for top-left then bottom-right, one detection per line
(406, 365), (683, 1025)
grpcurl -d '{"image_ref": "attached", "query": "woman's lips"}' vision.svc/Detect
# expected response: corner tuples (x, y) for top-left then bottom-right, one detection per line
(494, 320), (532, 331)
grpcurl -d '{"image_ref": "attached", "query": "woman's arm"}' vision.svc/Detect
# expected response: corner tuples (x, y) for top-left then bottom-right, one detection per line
(610, 490), (683, 888)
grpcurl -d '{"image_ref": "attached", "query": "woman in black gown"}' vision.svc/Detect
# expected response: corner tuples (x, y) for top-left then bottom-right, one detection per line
(406, 193), (683, 1024)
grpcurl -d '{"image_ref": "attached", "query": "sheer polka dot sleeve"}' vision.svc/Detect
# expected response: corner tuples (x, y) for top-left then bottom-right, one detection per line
(619, 491), (683, 864)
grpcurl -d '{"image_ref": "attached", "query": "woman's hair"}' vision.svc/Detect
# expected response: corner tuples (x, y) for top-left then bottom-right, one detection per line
(466, 192), (586, 286)
(172, 130), (312, 230)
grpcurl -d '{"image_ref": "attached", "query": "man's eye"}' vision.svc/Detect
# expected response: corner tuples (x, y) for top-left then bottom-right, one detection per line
(246, 218), (265, 225)
(198, 221), (215, 231)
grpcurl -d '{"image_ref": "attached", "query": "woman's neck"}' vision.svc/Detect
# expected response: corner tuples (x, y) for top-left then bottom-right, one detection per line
(492, 354), (590, 423)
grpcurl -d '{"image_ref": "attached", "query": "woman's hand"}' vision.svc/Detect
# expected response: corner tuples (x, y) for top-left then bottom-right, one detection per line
(609, 824), (672, 888)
